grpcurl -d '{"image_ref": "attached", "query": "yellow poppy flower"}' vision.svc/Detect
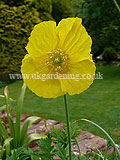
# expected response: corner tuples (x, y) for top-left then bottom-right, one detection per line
(21, 17), (96, 98)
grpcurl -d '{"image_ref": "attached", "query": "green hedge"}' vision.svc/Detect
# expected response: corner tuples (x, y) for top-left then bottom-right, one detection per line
(25, 0), (54, 21)
(0, 0), (54, 21)
(0, 0), (25, 6)
(0, 4), (40, 73)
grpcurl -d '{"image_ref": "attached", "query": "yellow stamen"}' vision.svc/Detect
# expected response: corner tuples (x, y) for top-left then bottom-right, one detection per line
(46, 48), (69, 73)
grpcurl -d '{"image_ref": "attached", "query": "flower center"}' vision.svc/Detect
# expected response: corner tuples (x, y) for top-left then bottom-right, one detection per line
(46, 48), (69, 73)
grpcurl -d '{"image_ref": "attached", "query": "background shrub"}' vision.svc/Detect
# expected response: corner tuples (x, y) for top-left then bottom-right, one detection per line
(71, 0), (87, 19)
(0, 81), (7, 88)
(52, 0), (75, 23)
(0, 0), (25, 6)
(0, 0), (54, 21)
(25, 0), (54, 21)
(71, 0), (120, 58)
(102, 47), (118, 63)
(0, 4), (40, 74)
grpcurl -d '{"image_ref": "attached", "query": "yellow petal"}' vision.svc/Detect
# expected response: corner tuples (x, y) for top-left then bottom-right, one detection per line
(60, 59), (96, 95)
(26, 21), (58, 59)
(21, 54), (64, 98)
(57, 18), (77, 48)
(57, 17), (92, 62)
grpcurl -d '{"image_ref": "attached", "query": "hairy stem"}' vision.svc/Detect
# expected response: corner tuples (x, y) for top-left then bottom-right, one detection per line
(64, 95), (72, 160)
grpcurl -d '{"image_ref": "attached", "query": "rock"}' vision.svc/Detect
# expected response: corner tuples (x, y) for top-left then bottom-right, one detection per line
(72, 131), (107, 155)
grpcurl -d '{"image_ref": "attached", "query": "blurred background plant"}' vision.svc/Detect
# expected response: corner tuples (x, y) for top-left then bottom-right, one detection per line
(0, 4), (40, 74)
(0, 0), (120, 76)
(71, 0), (120, 59)
(52, 0), (75, 23)
(102, 47), (118, 64)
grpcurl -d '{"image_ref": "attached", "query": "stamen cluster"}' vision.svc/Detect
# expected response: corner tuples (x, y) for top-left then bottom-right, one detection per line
(46, 48), (69, 73)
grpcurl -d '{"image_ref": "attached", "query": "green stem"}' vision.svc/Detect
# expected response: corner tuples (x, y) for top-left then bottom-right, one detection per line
(64, 95), (72, 160)
(113, 0), (120, 13)
(74, 138), (81, 159)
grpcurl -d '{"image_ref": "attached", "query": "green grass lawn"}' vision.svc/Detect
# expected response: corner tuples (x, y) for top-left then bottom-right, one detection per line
(0, 66), (120, 143)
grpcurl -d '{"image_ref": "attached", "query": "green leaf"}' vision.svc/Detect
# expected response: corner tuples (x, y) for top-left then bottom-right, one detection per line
(3, 138), (13, 147)
(54, 143), (67, 159)
(20, 116), (42, 146)
(4, 86), (15, 147)
(0, 138), (13, 159)
(34, 134), (54, 160)
(50, 126), (68, 148)
(24, 133), (47, 147)
(6, 147), (30, 160)
(15, 83), (26, 147)
(0, 95), (5, 98)
(0, 147), (5, 159)
(0, 105), (6, 111)
(0, 118), (9, 140)
(4, 138), (13, 156)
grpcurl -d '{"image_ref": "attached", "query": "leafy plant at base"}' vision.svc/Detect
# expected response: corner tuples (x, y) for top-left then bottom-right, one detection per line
(0, 84), (46, 159)
(6, 147), (30, 160)
(32, 134), (54, 160)
(31, 123), (81, 159)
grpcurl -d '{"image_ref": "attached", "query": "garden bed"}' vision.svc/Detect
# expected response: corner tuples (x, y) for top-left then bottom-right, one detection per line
(0, 111), (107, 155)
